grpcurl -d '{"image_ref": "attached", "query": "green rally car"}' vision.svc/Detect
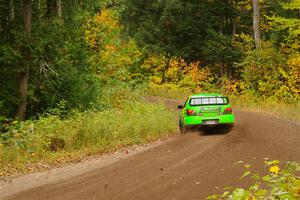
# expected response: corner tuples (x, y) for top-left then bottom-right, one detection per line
(178, 93), (235, 133)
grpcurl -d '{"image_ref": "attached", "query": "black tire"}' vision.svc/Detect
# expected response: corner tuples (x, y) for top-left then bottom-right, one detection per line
(226, 124), (234, 131)
(228, 124), (234, 130)
(179, 120), (187, 134)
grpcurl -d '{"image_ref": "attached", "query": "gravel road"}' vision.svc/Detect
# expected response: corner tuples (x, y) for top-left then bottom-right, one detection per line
(3, 99), (300, 200)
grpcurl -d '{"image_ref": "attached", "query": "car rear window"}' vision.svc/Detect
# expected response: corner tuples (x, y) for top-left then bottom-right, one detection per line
(189, 97), (228, 106)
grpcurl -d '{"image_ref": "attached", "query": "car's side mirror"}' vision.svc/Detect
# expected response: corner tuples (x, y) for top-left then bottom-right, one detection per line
(177, 105), (184, 110)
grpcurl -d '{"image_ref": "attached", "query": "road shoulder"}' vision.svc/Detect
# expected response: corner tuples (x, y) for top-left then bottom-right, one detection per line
(1, 137), (174, 199)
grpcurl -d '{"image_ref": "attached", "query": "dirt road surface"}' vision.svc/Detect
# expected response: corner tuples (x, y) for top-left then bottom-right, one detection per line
(2, 99), (300, 200)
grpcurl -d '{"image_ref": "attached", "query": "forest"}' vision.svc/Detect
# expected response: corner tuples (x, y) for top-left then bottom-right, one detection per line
(0, 0), (299, 175)
(0, 0), (299, 120)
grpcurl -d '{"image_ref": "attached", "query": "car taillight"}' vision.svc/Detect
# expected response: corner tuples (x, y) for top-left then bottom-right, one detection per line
(223, 107), (232, 114)
(187, 109), (195, 116)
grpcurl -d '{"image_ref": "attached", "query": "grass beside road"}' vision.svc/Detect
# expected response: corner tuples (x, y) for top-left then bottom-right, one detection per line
(1, 90), (298, 177)
(0, 100), (177, 176)
(229, 95), (300, 122)
(145, 84), (300, 122)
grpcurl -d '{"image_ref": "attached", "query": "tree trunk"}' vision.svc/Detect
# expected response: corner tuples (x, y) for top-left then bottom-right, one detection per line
(37, 0), (42, 21)
(232, 18), (236, 35)
(220, 62), (224, 78)
(47, 0), (54, 17)
(16, 0), (32, 120)
(219, 19), (223, 35)
(253, 0), (261, 49)
(8, 0), (15, 23)
(8, 0), (15, 42)
(218, 62), (225, 87)
(16, 69), (29, 120)
(56, 0), (62, 18)
(24, 0), (32, 34)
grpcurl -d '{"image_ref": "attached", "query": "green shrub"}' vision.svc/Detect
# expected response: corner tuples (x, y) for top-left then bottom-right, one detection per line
(207, 160), (300, 200)
(0, 100), (177, 175)
(229, 94), (300, 122)
(240, 42), (299, 101)
(146, 83), (191, 99)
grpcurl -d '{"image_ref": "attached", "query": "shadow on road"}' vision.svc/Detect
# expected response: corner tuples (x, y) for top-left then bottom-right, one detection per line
(183, 125), (232, 136)
(198, 126), (232, 136)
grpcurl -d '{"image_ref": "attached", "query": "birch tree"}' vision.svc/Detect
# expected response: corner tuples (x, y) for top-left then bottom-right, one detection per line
(253, 0), (261, 49)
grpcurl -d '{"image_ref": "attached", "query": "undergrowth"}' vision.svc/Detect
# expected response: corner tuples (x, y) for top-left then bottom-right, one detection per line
(207, 160), (300, 200)
(145, 83), (300, 122)
(0, 100), (177, 176)
(229, 95), (300, 122)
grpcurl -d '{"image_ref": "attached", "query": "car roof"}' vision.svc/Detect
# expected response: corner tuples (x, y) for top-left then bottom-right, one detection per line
(189, 93), (224, 98)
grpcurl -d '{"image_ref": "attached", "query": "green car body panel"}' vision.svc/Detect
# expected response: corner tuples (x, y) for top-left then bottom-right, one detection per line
(179, 93), (235, 129)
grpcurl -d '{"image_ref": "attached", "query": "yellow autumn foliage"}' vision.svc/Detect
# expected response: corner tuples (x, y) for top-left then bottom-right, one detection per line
(286, 56), (300, 96)
(143, 54), (213, 92)
(269, 165), (280, 175)
(85, 9), (120, 49)
(84, 9), (141, 80)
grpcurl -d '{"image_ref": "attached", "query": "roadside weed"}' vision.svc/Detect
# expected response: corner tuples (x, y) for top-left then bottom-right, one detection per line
(207, 161), (300, 200)
(0, 100), (177, 175)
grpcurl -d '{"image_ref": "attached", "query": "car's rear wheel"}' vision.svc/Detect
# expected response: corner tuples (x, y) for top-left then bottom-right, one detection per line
(179, 120), (187, 134)
(226, 123), (234, 130)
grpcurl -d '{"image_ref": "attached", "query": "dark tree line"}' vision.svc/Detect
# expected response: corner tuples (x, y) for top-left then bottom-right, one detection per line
(0, 0), (101, 119)
(120, 0), (254, 78)
(0, 0), (299, 120)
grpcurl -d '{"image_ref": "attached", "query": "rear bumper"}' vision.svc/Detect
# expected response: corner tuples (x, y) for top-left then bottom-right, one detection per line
(184, 114), (235, 126)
